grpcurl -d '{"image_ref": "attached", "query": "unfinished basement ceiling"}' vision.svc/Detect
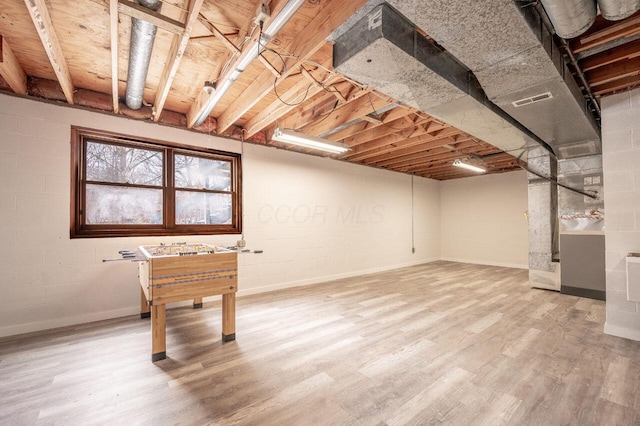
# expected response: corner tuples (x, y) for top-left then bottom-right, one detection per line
(333, 0), (603, 161)
(0, 0), (638, 179)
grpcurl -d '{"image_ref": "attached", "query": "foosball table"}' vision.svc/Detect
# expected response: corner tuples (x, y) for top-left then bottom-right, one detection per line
(136, 243), (238, 362)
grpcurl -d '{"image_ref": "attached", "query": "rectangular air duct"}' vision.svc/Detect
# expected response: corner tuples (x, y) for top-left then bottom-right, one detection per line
(384, 0), (601, 158)
(333, 3), (547, 162)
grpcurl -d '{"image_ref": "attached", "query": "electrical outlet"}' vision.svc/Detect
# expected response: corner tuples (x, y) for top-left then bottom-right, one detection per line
(254, 3), (271, 27)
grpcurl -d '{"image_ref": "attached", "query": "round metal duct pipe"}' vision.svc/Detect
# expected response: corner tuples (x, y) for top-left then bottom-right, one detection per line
(125, 0), (162, 110)
(598, 0), (640, 20)
(539, 0), (597, 38)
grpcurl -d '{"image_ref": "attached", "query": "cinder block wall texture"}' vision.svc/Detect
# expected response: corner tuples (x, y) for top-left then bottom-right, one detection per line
(0, 94), (442, 337)
(602, 87), (640, 341)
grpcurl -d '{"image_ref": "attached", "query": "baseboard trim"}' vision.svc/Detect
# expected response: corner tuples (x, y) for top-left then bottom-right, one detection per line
(236, 258), (441, 298)
(440, 257), (528, 270)
(0, 258), (440, 339)
(561, 285), (606, 301)
(604, 322), (640, 342)
(0, 307), (140, 339)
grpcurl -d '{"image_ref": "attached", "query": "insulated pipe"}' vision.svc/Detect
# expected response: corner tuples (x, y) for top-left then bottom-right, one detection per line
(125, 0), (162, 110)
(598, 0), (640, 20)
(539, 0), (597, 38)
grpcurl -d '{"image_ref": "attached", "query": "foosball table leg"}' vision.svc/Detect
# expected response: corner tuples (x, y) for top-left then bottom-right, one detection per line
(140, 288), (150, 319)
(193, 297), (203, 309)
(151, 304), (166, 362)
(221, 293), (236, 342)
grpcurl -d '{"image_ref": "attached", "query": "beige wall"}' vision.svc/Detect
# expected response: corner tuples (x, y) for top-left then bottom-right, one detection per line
(0, 93), (441, 337)
(0, 92), (531, 338)
(440, 171), (529, 269)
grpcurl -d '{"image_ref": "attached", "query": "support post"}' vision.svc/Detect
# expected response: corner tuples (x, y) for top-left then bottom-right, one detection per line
(527, 147), (560, 290)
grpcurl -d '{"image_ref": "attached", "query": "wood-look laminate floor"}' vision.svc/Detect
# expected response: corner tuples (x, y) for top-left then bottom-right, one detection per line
(1, 261), (640, 425)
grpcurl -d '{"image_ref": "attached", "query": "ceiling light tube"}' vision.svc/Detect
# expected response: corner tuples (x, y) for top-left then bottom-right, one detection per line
(273, 128), (351, 154)
(193, 0), (306, 127)
(194, 79), (234, 126)
(264, 0), (306, 36)
(453, 159), (486, 173)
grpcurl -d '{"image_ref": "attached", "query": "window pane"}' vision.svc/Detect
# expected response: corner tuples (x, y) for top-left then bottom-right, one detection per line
(174, 154), (231, 190)
(86, 184), (163, 224)
(86, 141), (163, 186)
(175, 191), (232, 225)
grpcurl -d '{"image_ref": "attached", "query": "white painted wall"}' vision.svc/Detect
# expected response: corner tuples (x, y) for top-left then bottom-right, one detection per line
(241, 146), (442, 292)
(0, 93), (441, 337)
(440, 171), (529, 269)
(601, 88), (640, 341)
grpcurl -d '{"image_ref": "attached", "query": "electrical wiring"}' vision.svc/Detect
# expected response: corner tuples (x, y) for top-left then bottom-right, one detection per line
(317, 79), (348, 96)
(263, 46), (288, 74)
(273, 80), (314, 107)
(411, 174), (415, 253)
(258, 24), (312, 107)
(255, 22), (349, 108)
(269, 56), (344, 107)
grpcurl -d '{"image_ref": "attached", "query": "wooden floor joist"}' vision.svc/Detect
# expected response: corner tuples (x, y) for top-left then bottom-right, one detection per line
(152, 0), (205, 121)
(1, 0), (527, 179)
(0, 36), (27, 95)
(214, 0), (370, 134)
(23, 0), (75, 104)
(243, 64), (340, 138)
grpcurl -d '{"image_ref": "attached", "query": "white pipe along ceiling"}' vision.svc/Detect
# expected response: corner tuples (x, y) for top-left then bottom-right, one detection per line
(333, 0), (601, 162)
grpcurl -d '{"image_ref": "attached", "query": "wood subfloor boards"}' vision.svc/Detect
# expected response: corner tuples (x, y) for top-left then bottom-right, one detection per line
(1, 261), (639, 425)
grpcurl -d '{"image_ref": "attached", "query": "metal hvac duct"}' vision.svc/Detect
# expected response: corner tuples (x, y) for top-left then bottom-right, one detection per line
(598, 0), (640, 21)
(125, 0), (162, 110)
(539, 0), (597, 39)
(379, 0), (600, 158)
(333, 3), (549, 162)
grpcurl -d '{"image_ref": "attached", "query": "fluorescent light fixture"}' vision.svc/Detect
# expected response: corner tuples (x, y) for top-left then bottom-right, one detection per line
(453, 159), (486, 173)
(273, 128), (350, 154)
(264, 0), (306, 36)
(193, 0), (306, 127)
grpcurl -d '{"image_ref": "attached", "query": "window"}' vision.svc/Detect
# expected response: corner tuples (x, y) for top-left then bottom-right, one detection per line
(71, 127), (241, 238)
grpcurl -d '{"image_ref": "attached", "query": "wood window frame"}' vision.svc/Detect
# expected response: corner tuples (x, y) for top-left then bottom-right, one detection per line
(71, 127), (242, 238)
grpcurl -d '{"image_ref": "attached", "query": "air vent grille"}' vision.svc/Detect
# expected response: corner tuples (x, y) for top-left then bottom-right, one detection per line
(558, 140), (598, 158)
(512, 92), (553, 108)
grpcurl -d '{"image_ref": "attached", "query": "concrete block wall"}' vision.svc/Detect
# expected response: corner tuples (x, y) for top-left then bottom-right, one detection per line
(0, 93), (530, 338)
(0, 93), (442, 337)
(440, 171), (529, 269)
(602, 87), (640, 341)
